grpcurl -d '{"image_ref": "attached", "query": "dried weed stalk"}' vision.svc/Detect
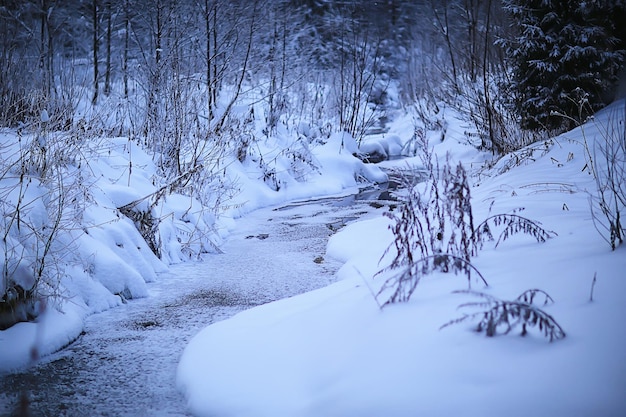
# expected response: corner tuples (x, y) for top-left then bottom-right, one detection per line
(441, 290), (566, 342)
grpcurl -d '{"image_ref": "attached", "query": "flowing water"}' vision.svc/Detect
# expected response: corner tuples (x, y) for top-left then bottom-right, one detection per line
(0, 184), (399, 417)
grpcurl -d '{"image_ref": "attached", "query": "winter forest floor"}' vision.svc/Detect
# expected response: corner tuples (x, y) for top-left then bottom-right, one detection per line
(0, 187), (387, 416)
(1, 100), (625, 417)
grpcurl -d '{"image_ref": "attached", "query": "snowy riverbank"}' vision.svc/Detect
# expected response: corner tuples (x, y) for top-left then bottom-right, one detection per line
(0, 127), (385, 374)
(177, 102), (626, 416)
(1, 190), (384, 416)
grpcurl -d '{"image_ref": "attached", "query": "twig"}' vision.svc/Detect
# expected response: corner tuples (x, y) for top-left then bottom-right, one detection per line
(590, 272), (597, 302)
(353, 266), (383, 310)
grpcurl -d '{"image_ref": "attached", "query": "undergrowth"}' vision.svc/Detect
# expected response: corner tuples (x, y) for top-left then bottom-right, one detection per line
(375, 141), (556, 309)
(474, 208), (557, 249)
(441, 289), (566, 342)
(553, 92), (625, 250)
(375, 155), (487, 307)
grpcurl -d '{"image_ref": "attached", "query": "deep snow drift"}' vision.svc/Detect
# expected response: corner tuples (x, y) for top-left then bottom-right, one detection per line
(0, 124), (385, 373)
(177, 101), (626, 417)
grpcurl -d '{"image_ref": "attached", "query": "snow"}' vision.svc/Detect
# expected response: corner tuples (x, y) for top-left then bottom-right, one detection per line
(0, 117), (386, 372)
(1, 85), (625, 415)
(222, 130), (387, 218)
(1, 198), (367, 416)
(176, 100), (626, 416)
(0, 302), (85, 373)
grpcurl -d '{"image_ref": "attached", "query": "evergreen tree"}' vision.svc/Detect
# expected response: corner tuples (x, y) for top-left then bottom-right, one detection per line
(503, 0), (625, 131)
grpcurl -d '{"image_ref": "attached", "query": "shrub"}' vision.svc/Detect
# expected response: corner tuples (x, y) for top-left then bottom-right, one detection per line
(375, 155), (485, 307)
(554, 94), (625, 250)
(441, 289), (566, 342)
(474, 209), (557, 249)
(376, 146), (556, 307)
(588, 104), (626, 250)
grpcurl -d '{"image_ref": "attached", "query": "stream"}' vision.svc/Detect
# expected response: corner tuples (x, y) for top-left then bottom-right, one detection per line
(0, 182), (399, 417)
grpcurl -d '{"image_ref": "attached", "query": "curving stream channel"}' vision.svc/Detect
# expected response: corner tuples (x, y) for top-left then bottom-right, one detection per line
(0, 183), (399, 417)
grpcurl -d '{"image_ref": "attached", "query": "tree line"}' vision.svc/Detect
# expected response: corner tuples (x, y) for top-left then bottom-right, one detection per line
(0, 0), (624, 151)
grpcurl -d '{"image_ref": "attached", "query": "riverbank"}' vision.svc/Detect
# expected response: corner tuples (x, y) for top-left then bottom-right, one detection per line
(177, 102), (626, 417)
(0, 187), (387, 416)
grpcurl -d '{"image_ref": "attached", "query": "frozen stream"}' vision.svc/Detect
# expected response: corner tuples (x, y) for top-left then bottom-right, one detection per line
(0, 186), (395, 417)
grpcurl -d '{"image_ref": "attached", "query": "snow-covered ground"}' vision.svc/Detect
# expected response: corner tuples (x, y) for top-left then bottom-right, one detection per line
(0, 126), (385, 374)
(0, 188), (385, 416)
(1, 96), (625, 416)
(177, 101), (626, 416)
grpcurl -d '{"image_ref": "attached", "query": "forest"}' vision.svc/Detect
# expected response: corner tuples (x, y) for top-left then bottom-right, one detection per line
(1, 1), (626, 415)
(2, 1), (623, 141)
(1, 0), (625, 333)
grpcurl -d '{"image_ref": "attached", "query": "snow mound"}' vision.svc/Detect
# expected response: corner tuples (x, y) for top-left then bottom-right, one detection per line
(177, 102), (626, 416)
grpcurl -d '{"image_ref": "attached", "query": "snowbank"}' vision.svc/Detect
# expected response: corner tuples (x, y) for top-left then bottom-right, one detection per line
(0, 123), (387, 372)
(224, 131), (387, 217)
(177, 101), (626, 416)
(0, 135), (168, 372)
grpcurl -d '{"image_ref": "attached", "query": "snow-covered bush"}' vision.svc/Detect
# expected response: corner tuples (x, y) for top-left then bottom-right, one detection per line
(0, 122), (175, 329)
(0, 124), (82, 328)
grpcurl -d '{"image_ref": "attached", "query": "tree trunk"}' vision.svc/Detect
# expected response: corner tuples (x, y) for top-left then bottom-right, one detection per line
(123, 0), (129, 98)
(104, 0), (112, 97)
(214, 0), (258, 133)
(212, 1), (218, 110)
(92, 0), (99, 105)
(40, 0), (52, 98)
(205, 0), (213, 119)
(430, 0), (458, 91)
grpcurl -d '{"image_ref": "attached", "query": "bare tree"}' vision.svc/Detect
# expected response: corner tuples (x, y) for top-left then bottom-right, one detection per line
(104, 0), (113, 97)
(92, 0), (99, 105)
(214, 0), (259, 133)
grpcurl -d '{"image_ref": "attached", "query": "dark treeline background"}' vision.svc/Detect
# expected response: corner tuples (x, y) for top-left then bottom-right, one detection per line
(0, 0), (428, 131)
(1, 0), (624, 153)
